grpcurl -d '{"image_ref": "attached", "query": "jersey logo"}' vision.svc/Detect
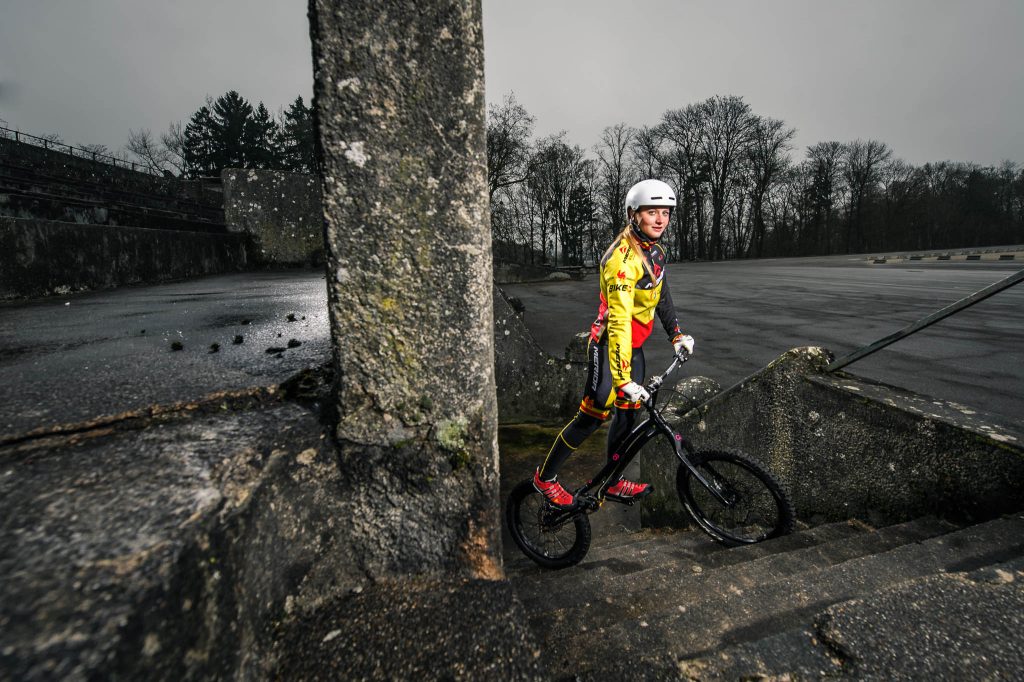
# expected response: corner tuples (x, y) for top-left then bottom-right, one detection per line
(620, 360), (630, 371)
(616, 270), (626, 280)
(653, 263), (662, 279)
(619, 245), (628, 255)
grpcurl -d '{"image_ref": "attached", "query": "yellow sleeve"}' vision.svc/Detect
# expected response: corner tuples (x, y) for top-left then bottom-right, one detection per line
(603, 240), (642, 387)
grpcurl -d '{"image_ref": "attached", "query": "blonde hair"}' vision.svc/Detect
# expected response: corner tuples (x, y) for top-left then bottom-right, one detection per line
(599, 221), (654, 280)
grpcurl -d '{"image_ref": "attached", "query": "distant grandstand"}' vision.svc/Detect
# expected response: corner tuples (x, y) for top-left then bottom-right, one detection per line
(1, 126), (225, 233)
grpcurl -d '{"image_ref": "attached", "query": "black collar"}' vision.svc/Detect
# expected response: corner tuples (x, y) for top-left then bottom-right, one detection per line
(630, 222), (659, 249)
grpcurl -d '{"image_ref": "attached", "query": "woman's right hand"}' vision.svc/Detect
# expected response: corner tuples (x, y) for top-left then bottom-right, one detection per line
(618, 381), (651, 403)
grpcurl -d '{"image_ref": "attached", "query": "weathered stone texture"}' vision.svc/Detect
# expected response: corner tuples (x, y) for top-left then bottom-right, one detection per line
(817, 566), (1024, 678)
(222, 168), (324, 266)
(641, 346), (1024, 527)
(272, 578), (542, 680)
(0, 394), (360, 680)
(309, 0), (500, 577)
(0, 217), (248, 298)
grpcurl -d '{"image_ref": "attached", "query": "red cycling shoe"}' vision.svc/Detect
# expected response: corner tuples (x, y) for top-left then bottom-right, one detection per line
(533, 468), (575, 508)
(603, 477), (653, 503)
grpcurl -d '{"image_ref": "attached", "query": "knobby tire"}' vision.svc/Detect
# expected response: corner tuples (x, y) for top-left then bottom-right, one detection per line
(506, 479), (591, 569)
(676, 449), (795, 546)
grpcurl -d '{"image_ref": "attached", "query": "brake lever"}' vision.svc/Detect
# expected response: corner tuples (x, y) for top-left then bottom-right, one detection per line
(643, 350), (691, 406)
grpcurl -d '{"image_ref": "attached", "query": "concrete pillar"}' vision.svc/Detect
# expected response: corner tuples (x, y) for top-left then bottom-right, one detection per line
(308, 0), (500, 578)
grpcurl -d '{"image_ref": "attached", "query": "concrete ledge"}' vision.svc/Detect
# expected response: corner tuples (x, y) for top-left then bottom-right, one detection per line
(866, 244), (1024, 264)
(0, 388), (361, 679)
(0, 374), (541, 679)
(641, 347), (1024, 527)
(0, 217), (249, 298)
(494, 261), (589, 284)
(493, 286), (582, 424)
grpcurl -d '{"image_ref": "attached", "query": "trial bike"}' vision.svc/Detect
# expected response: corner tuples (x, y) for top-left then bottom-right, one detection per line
(506, 351), (796, 569)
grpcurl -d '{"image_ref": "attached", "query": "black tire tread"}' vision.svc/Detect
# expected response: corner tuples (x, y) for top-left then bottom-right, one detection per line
(676, 449), (795, 546)
(505, 478), (592, 569)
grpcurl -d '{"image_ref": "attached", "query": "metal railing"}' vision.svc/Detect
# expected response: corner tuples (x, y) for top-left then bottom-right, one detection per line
(0, 125), (165, 177)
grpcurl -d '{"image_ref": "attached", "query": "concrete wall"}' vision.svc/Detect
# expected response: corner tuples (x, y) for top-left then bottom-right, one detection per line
(222, 169), (324, 266)
(641, 347), (1024, 527)
(0, 217), (248, 299)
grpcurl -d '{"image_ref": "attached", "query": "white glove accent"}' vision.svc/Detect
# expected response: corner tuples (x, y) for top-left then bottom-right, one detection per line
(674, 334), (695, 355)
(618, 381), (651, 403)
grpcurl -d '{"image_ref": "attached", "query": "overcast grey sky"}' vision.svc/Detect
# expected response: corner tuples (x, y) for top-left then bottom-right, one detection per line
(1, 1), (1021, 166)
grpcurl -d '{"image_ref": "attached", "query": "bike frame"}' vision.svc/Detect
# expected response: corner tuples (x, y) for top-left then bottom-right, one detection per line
(559, 352), (734, 517)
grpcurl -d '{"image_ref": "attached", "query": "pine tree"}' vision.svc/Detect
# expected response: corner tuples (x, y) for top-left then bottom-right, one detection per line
(246, 101), (283, 169)
(210, 90), (253, 171)
(183, 104), (217, 177)
(280, 96), (315, 173)
(180, 91), (312, 177)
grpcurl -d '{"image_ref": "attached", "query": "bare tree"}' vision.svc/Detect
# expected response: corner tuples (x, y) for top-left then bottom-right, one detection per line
(594, 123), (636, 244)
(126, 129), (171, 172)
(879, 158), (925, 249)
(486, 93), (535, 201)
(528, 134), (591, 265)
(79, 143), (109, 156)
(160, 122), (187, 176)
(805, 141), (847, 254)
(697, 96), (758, 260)
(656, 107), (708, 259)
(630, 125), (662, 180)
(746, 117), (795, 257)
(843, 139), (892, 252)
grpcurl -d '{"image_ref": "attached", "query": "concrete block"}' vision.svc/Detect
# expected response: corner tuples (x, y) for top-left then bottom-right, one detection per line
(641, 346), (1024, 527)
(222, 168), (324, 267)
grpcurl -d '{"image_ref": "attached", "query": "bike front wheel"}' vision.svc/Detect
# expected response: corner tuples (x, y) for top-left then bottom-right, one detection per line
(676, 450), (795, 546)
(505, 479), (591, 569)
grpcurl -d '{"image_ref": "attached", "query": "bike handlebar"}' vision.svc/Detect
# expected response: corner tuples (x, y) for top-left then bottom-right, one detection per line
(643, 350), (691, 400)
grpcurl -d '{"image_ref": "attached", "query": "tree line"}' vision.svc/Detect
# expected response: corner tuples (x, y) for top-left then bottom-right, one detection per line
(486, 93), (1024, 264)
(124, 90), (315, 178)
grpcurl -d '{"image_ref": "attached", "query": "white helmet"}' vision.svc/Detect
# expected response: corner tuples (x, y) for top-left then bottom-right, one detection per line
(625, 179), (677, 216)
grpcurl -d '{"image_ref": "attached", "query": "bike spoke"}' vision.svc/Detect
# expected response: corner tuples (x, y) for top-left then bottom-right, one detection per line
(679, 452), (793, 545)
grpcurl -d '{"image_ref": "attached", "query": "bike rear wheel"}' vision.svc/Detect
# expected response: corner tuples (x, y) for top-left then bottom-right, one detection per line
(676, 450), (795, 546)
(506, 479), (591, 569)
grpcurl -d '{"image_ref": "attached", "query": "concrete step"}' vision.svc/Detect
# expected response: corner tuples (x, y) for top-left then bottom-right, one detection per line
(534, 514), (1024, 675)
(525, 516), (954, 638)
(691, 552), (1024, 679)
(511, 520), (873, 604)
(677, 626), (841, 680)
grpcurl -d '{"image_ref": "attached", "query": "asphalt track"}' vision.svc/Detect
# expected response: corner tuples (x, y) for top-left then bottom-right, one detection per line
(1, 256), (1021, 438)
(504, 255), (1024, 428)
(0, 272), (331, 438)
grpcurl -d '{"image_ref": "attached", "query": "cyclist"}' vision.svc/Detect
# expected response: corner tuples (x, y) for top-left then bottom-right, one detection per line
(534, 179), (694, 508)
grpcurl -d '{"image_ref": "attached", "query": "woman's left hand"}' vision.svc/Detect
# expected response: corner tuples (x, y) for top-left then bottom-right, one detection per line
(673, 334), (694, 356)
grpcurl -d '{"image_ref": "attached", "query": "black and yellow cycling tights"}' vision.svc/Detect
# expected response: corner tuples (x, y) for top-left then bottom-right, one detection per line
(538, 337), (646, 481)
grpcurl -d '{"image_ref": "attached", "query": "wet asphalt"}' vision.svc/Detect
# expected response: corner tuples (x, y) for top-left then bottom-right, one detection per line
(504, 255), (1024, 428)
(1, 256), (1021, 439)
(0, 271), (331, 437)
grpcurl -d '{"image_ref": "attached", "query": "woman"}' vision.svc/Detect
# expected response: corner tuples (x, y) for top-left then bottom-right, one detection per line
(534, 179), (694, 508)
